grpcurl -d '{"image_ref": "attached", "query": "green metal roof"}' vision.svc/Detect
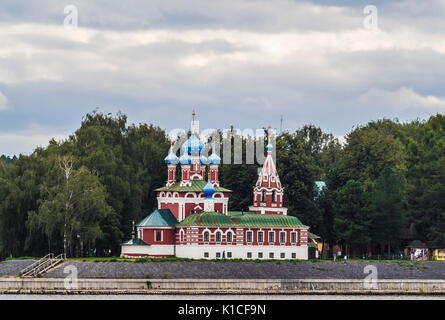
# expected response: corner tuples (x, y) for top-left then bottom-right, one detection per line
(178, 211), (234, 227)
(122, 238), (149, 245)
(406, 240), (427, 248)
(308, 232), (321, 239)
(178, 211), (308, 228)
(232, 213), (308, 228)
(404, 240), (445, 249)
(155, 180), (232, 193)
(308, 242), (317, 248)
(226, 211), (246, 217)
(136, 209), (179, 227)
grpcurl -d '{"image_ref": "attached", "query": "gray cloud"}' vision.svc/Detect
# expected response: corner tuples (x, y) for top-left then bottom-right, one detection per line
(0, 0), (444, 155)
(0, 91), (9, 110)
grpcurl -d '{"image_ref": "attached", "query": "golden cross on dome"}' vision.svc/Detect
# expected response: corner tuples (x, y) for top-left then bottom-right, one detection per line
(191, 109), (196, 134)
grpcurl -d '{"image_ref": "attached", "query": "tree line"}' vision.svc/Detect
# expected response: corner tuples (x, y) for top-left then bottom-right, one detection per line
(1, 111), (444, 259)
(0, 111), (168, 258)
(0, 155), (17, 164)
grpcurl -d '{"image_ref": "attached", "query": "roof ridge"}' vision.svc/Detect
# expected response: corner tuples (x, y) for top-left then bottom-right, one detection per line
(136, 208), (179, 227)
(155, 180), (232, 192)
(178, 211), (307, 228)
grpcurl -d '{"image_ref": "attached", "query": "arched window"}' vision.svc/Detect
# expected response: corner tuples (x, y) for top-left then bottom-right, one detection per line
(246, 231), (253, 243)
(226, 231), (233, 243)
(203, 231), (210, 242)
(272, 190), (277, 202)
(215, 231), (222, 243)
(261, 190), (266, 202)
(257, 231), (264, 243)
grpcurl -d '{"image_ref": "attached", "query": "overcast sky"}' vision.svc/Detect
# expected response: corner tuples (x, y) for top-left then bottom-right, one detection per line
(1, 0), (445, 156)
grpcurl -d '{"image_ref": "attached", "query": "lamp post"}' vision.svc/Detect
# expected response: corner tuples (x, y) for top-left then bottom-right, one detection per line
(77, 234), (83, 257)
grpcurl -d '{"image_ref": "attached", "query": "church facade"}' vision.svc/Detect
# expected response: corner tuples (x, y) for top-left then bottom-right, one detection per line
(121, 116), (310, 260)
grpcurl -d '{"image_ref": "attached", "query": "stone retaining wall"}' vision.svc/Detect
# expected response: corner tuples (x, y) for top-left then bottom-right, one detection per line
(1, 278), (445, 294)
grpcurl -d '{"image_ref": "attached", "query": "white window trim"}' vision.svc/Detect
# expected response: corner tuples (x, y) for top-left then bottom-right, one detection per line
(155, 230), (163, 242)
(246, 231), (253, 243)
(291, 231), (297, 244)
(226, 230), (234, 243)
(268, 231), (275, 244)
(258, 231), (264, 244)
(279, 231), (286, 244)
(215, 231), (222, 243)
(203, 229), (210, 243)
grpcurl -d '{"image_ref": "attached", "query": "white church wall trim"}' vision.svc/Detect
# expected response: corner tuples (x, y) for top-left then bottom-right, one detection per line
(176, 244), (309, 260)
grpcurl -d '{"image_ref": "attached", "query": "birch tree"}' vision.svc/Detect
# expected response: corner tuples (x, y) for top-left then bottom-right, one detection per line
(27, 155), (113, 256)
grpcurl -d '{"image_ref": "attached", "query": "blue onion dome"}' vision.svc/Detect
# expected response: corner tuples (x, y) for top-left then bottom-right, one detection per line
(179, 153), (191, 165)
(203, 179), (215, 199)
(164, 146), (179, 165)
(208, 150), (221, 165)
(266, 142), (273, 152)
(182, 133), (204, 156)
(179, 145), (192, 165)
(200, 155), (209, 165)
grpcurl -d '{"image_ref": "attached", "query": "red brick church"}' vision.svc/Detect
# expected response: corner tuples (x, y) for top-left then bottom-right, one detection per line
(121, 115), (310, 259)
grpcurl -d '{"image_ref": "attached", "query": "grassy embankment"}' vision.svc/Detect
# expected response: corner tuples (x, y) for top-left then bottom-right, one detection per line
(2, 256), (436, 264)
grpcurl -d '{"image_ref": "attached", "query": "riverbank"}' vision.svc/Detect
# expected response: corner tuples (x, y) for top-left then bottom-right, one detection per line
(2, 278), (445, 294)
(1, 259), (442, 279)
(2, 259), (445, 294)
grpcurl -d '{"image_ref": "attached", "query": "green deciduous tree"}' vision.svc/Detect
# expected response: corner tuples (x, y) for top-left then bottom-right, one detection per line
(339, 121), (407, 188)
(275, 131), (321, 232)
(0, 111), (169, 258)
(405, 114), (445, 245)
(334, 180), (372, 255)
(27, 156), (115, 257)
(369, 167), (405, 255)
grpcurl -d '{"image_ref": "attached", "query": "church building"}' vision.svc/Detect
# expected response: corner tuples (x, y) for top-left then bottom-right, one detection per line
(121, 115), (310, 260)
